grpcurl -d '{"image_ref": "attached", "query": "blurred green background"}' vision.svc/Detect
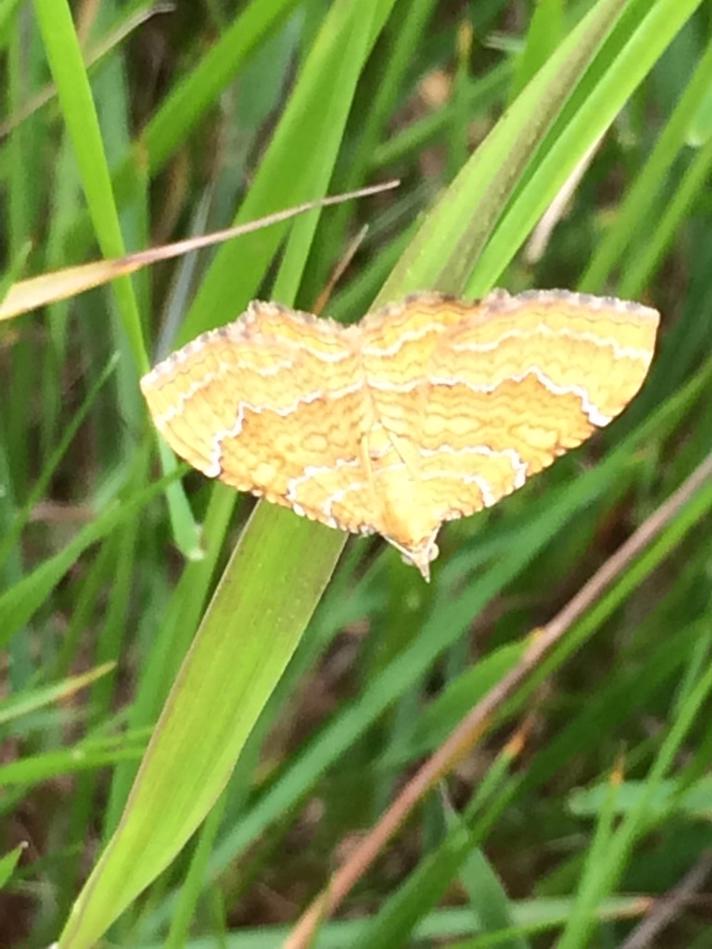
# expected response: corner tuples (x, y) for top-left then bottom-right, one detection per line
(2, 1), (712, 947)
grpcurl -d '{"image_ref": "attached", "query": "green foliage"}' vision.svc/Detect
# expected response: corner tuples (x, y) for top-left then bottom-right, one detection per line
(2, 1), (711, 947)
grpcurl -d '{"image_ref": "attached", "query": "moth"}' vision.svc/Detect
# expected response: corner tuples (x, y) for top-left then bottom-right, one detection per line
(141, 289), (658, 578)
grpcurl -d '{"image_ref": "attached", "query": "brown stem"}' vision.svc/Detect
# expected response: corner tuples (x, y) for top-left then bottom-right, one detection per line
(282, 453), (712, 949)
(619, 850), (712, 949)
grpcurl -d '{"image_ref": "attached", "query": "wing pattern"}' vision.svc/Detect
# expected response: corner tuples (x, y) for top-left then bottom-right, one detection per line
(141, 290), (659, 577)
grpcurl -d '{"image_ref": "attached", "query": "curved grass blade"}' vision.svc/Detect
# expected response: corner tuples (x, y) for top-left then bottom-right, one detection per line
(56, 3), (396, 945)
(468, 0), (707, 296)
(57, 507), (343, 949)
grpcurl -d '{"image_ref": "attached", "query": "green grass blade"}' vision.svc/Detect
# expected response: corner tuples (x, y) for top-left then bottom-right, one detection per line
(57, 8), (402, 941)
(135, 0), (302, 181)
(31, 0), (201, 559)
(0, 843), (26, 889)
(580, 36), (712, 291)
(0, 662), (114, 727)
(0, 469), (179, 649)
(0, 353), (117, 570)
(57, 506), (342, 949)
(620, 136), (712, 297)
(559, 660), (712, 948)
(469, 0), (706, 295)
(31, 0), (147, 371)
(177, 1), (396, 342)
(379, 0), (630, 299)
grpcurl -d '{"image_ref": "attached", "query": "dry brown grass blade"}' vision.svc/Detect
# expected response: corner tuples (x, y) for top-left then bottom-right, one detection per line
(524, 132), (605, 264)
(312, 224), (369, 316)
(282, 452), (712, 949)
(0, 180), (399, 321)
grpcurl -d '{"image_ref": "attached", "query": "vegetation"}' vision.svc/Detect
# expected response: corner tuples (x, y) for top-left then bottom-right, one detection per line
(2, 1), (711, 946)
